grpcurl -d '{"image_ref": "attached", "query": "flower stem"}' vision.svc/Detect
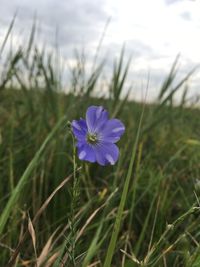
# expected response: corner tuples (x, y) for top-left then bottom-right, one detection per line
(70, 130), (79, 266)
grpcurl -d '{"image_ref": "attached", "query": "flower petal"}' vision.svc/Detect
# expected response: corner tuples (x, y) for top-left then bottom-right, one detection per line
(72, 119), (87, 141)
(77, 143), (96, 163)
(100, 119), (125, 143)
(86, 106), (108, 133)
(94, 142), (119, 166)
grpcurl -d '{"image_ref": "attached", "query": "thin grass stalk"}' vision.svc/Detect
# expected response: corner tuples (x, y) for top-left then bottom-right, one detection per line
(103, 102), (146, 267)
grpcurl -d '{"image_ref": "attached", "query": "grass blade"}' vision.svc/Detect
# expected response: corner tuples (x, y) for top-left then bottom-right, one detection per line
(0, 13), (16, 57)
(103, 103), (145, 267)
(0, 115), (66, 236)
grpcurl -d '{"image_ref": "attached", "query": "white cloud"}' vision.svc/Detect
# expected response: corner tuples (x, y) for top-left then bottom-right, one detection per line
(0, 0), (199, 102)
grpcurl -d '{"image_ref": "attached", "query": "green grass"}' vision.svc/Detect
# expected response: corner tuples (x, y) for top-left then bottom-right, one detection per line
(1, 20), (200, 267)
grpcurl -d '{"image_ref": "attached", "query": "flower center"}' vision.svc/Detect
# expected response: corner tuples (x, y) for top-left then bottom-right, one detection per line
(87, 133), (98, 145)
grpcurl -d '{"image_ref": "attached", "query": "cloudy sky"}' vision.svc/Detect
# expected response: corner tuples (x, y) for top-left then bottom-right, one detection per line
(0, 0), (200, 102)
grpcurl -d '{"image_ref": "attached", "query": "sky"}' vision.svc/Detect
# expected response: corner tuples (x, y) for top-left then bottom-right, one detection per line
(0, 0), (200, 102)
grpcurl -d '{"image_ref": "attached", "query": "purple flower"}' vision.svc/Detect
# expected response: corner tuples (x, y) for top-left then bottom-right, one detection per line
(71, 106), (125, 166)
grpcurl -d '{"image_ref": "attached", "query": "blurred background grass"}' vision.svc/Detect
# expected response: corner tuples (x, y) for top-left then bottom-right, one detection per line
(1, 20), (200, 267)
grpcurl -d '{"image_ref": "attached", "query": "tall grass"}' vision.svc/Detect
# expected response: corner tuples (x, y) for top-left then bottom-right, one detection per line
(0, 18), (200, 267)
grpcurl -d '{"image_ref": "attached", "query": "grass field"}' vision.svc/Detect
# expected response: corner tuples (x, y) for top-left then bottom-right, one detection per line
(1, 22), (200, 267)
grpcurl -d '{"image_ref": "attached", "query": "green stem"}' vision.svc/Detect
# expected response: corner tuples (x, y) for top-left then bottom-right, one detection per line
(70, 131), (78, 266)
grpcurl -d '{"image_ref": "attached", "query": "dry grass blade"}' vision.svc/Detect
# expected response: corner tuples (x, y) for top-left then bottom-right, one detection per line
(28, 215), (38, 267)
(0, 242), (14, 253)
(76, 203), (106, 242)
(120, 249), (141, 264)
(52, 205), (86, 249)
(6, 168), (81, 267)
(33, 168), (80, 224)
(37, 228), (60, 267)
(45, 252), (60, 267)
(88, 261), (101, 267)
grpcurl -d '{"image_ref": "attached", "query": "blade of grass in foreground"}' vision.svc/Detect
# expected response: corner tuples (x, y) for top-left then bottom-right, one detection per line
(103, 103), (145, 267)
(6, 170), (78, 267)
(0, 115), (66, 236)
